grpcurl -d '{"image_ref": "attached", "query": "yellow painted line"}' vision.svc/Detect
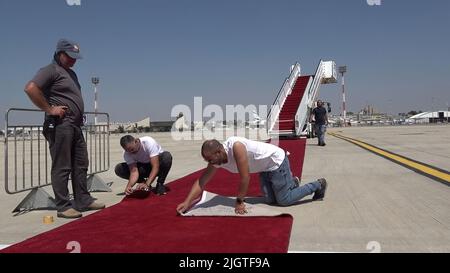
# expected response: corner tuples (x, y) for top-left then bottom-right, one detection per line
(329, 132), (450, 184)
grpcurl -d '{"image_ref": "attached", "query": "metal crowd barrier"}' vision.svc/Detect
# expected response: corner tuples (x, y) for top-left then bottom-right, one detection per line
(3, 108), (111, 213)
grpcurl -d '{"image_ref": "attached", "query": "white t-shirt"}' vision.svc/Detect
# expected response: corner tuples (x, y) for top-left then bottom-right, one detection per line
(215, 137), (285, 173)
(124, 136), (164, 165)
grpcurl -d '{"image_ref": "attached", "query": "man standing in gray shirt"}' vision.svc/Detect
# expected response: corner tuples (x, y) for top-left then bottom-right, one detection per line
(24, 39), (105, 218)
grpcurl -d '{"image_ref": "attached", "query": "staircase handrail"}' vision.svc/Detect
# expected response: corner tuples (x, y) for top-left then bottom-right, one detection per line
(295, 76), (313, 135)
(295, 60), (324, 135)
(267, 63), (301, 133)
(308, 60), (325, 108)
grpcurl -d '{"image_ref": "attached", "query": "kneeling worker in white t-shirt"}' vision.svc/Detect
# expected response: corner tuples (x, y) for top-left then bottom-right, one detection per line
(115, 135), (172, 196)
(176, 137), (327, 215)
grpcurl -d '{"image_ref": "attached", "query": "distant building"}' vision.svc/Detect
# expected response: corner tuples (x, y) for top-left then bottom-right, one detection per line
(406, 111), (450, 124)
(102, 116), (189, 133)
(3, 127), (42, 138)
(150, 121), (174, 132)
(108, 117), (151, 133)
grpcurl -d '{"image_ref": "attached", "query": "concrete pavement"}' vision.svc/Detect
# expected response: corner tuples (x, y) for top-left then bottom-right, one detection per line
(1, 125), (449, 252)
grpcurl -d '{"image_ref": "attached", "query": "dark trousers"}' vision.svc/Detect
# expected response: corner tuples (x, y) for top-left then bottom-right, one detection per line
(43, 120), (93, 212)
(114, 151), (172, 185)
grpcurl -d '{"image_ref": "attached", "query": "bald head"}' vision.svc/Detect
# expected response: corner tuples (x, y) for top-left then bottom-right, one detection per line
(201, 139), (222, 157)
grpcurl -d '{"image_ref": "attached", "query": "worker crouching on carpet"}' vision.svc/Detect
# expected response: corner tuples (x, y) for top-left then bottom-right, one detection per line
(115, 135), (172, 196)
(176, 136), (327, 215)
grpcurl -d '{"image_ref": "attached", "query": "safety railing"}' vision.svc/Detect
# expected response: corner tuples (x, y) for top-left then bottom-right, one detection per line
(84, 114), (110, 176)
(267, 63), (301, 134)
(295, 76), (314, 136)
(4, 108), (111, 212)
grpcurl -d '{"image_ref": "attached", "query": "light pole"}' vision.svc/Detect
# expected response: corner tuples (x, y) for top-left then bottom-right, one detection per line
(91, 77), (100, 125)
(387, 99), (393, 123)
(339, 66), (347, 126)
(431, 97), (436, 123)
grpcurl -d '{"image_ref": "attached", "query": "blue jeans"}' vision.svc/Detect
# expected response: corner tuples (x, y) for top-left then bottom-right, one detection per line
(315, 124), (327, 145)
(259, 157), (321, 206)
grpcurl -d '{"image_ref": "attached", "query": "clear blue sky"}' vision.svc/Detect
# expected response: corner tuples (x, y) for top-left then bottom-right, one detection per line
(1, 0), (449, 122)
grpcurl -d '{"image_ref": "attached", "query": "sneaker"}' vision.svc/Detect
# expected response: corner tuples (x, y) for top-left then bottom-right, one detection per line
(57, 208), (82, 219)
(85, 201), (106, 211)
(156, 183), (167, 195)
(312, 178), (327, 201)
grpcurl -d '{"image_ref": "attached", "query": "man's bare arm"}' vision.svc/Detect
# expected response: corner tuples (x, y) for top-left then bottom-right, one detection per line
(24, 82), (67, 118)
(176, 164), (217, 214)
(233, 142), (250, 201)
(146, 156), (160, 186)
(125, 164), (139, 195)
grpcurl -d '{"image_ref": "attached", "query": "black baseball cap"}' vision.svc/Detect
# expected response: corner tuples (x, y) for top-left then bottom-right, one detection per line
(56, 38), (82, 59)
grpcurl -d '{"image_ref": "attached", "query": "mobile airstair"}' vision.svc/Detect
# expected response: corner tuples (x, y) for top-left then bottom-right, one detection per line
(267, 60), (337, 138)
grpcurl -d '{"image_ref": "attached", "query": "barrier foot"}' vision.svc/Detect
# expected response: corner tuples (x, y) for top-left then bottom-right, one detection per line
(12, 188), (57, 213)
(87, 174), (112, 192)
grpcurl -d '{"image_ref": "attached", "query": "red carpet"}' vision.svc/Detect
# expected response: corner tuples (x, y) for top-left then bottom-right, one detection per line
(274, 76), (312, 131)
(1, 139), (305, 253)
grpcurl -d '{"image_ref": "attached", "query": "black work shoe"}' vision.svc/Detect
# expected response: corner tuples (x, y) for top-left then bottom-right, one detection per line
(312, 178), (327, 201)
(156, 184), (167, 195)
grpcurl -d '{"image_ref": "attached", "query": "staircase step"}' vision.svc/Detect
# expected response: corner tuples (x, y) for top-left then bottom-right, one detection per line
(269, 130), (296, 137)
(279, 114), (295, 116)
(271, 75), (311, 137)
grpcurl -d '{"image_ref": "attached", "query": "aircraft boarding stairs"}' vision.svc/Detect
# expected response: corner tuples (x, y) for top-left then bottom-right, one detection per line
(267, 60), (337, 138)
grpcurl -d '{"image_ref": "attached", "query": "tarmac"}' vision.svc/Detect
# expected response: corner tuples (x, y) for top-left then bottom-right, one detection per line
(0, 124), (449, 252)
